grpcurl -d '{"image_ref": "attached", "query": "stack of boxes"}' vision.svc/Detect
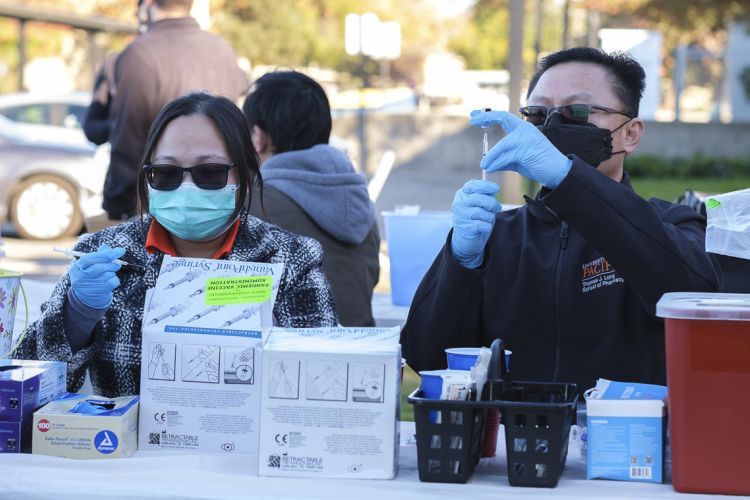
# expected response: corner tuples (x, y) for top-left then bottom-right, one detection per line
(0, 360), (66, 453)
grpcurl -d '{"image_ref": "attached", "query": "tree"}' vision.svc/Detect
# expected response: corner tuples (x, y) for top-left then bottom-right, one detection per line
(588, 0), (750, 118)
(449, 0), (509, 70)
(448, 0), (565, 73)
(212, 0), (446, 85)
(584, 0), (750, 41)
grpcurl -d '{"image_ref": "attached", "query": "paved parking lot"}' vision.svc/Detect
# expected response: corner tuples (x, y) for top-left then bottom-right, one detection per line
(1, 233), (75, 282)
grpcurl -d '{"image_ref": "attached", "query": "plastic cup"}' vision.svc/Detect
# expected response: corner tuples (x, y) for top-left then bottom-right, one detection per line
(445, 347), (481, 370)
(419, 369), (454, 424)
(444, 347), (512, 375)
(482, 408), (501, 458)
(418, 369), (453, 399)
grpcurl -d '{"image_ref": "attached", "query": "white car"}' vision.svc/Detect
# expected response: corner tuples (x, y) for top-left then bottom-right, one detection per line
(0, 92), (107, 240)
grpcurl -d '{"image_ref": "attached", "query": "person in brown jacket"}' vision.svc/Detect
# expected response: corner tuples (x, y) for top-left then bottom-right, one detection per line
(102, 0), (248, 222)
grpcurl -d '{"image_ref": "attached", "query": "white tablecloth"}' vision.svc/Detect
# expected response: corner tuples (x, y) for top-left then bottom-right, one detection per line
(0, 422), (734, 500)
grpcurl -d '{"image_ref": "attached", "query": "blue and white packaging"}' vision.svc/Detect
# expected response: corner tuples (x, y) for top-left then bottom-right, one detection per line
(586, 379), (667, 483)
(32, 393), (139, 459)
(0, 359), (67, 453)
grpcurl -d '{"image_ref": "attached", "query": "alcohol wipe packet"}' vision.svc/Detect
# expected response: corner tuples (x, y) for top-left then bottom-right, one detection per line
(705, 188), (750, 259)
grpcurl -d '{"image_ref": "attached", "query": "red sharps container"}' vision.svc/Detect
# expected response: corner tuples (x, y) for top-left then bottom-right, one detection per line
(656, 293), (750, 495)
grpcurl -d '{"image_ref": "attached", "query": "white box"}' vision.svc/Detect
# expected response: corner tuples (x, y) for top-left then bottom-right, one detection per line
(32, 393), (139, 459)
(586, 379), (667, 483)
(139, 256), (280, 462)
(259, 327), (401, 479)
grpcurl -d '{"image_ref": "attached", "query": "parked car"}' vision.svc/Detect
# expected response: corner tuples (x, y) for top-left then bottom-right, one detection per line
(0, 92), (107, 240)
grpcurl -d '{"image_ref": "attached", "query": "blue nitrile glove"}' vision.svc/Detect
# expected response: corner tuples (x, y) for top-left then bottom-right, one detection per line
(470, 109), (573, 188)
(451, 179), (502, 269)
(69, 244), (125, 309)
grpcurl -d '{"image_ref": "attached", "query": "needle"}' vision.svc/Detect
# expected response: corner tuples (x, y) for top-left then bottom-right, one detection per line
(53, 246), (144, 269)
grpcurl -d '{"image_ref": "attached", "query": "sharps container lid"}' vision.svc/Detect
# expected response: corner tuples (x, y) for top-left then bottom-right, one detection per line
(657, 292), (750, 321)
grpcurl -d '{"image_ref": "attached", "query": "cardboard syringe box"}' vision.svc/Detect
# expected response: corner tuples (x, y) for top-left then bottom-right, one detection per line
(139, 256), (280, 463)
(33, 393), (139, 459)
(0, 359), (66, 453)
(258, 326), (401, 479)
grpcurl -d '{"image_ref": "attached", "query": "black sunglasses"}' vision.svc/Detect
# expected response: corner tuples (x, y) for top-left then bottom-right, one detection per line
(144, 163), (234, 191)
(519, 104), (631, 126)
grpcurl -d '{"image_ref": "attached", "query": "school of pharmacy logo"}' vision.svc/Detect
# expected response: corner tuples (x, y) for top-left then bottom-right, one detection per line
(37, 419), (51, 432)
(94, 430), (118, 454)
(581, 257), (623, 293)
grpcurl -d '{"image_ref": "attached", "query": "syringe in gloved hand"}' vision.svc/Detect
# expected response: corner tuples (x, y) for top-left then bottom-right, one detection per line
(53, 246), (144, 269)
(481, 107), (491, 181)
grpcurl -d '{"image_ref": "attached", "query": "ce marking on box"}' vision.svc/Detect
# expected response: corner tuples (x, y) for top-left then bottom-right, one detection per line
(275, 433), (288, 446)
(153, 412), (167, 423)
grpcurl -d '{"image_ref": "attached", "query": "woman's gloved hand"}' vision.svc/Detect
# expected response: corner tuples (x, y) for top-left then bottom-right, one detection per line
(470, 109), (573, 189)
(450, 179), (502, 269)
(69, 244), (125, 309)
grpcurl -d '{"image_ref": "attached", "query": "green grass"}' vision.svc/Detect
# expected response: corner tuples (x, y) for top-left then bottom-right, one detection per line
(400, 365), (419, 422)
(630, 176), (750, 201)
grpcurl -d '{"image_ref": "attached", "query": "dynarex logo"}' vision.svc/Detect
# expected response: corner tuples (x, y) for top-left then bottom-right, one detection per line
(94, 430), (119, 454)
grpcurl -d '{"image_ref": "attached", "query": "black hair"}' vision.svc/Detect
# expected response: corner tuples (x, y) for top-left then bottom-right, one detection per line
(136, 92), (262, 223)
(242, 70), (332, 154)
(527, 47), (646, 118)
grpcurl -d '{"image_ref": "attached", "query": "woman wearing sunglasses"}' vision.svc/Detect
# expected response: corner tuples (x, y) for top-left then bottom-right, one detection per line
(13, 93), (337, 397)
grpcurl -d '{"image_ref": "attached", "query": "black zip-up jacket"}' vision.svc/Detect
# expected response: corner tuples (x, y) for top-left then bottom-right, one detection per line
(401, 158), (721, 394)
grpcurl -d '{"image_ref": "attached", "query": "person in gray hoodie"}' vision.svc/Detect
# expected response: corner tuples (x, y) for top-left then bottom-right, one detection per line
(244, 71), (380, 326)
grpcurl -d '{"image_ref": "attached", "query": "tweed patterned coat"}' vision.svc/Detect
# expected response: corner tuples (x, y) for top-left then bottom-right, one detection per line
(14, 213), (337, 397)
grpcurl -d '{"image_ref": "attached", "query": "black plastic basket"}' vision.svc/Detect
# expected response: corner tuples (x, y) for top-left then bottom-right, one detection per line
(493, 380), (578, 488)
(408, 380), (578, 487)
(408, 388), (488, 483)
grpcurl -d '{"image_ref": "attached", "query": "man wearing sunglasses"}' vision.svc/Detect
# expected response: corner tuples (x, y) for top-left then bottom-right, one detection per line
(401, 48), (720, 395)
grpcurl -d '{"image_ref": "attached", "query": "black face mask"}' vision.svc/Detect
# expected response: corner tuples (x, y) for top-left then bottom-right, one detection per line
(537, 113), (629, 167)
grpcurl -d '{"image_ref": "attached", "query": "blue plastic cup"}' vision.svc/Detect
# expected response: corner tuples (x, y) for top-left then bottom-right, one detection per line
(445, 347), (481, 370)
(419, 369), (470, 424)
(445, 347), (512, 374)
(419, 369), (454, 399)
